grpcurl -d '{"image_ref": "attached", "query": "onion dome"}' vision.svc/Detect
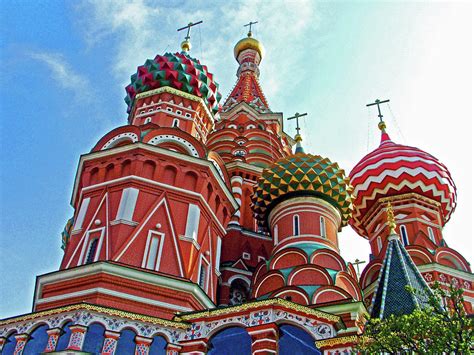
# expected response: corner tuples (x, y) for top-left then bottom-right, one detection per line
(234, 34), (265, 61)
(251, 152), (354, 227)
(349, 123), (457, 237)
(125, 52), (222, 114)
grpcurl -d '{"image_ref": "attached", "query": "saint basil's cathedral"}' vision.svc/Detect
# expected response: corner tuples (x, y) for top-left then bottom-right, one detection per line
(1, 24), (472, 354)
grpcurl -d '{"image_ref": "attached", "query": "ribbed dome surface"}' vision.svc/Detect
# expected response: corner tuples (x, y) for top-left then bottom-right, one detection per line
(349, 135), (457, 237)
(125, 52), (221, 114)
(251, 153), (353, 226)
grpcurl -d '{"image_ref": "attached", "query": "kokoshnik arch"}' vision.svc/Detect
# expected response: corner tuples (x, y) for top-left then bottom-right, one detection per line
(1, 22), (472, 355)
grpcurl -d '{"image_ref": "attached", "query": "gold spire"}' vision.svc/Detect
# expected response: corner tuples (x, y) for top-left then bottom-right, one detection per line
(386, 202), (397, 235)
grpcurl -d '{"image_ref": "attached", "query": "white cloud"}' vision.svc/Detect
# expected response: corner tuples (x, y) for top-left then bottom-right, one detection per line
(29, 51), (91, 102)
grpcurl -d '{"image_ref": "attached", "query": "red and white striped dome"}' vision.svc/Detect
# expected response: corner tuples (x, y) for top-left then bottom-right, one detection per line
(349, 130), (457, 237)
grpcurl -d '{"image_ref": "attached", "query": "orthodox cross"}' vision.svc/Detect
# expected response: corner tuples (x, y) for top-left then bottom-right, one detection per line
(366, 98), (390, 122)
(177, 21), (203, 41)
(244, 21), (258, 36)
(287, 112), (308, 136)
(352, 258), (366, 277)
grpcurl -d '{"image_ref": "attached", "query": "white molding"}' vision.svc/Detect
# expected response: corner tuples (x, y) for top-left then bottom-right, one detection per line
(35, 287), (192, 313)
(79, 175), (228, 234)
(71, 142), (238, 211)
(78, 227), (105, 265)
(34, 262), (214, 309)
(66, 194), (107, 269)
(417, 263), (474, 281)
(142, 230), (165, 271)
(110, 219), (139, 226)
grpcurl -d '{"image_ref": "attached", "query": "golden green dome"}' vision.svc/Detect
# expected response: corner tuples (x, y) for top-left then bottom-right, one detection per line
(251, 153), (354, 226)
(234, 35), (265, 60)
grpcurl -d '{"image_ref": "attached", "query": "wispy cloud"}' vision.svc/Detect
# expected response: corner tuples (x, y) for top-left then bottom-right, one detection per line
(75, 0), (321, 101)
(28, 51), (91, 102)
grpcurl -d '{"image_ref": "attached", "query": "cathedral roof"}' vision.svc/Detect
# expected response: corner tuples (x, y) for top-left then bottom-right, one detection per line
(370, 232), (432, 319)
(349, 125), (457, 237)
(125, 52), (222, 114)
(251, 153), (353, 226)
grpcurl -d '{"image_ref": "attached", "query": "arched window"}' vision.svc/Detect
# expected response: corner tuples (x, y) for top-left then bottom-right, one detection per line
(278, 324), (321, 354)
(55, 322), (73, 351)
(293, 215), (300, 236)
(115, 329), (137, 354)
(85, 238), (99, 264)
(3, 332), (17, 354)
(23, 324), (49, 354)
(377, 236), (382, 252)
(400, 225), (409, 246)
(229, 279), (250, 305)
(208, 327), (251, 355)
(172, 118), (179, 128)
(428, 227), (436, 243)
(149, 335), (167, 354)
(320, 216), (326, 238)
(144, 117), (152, 124)
(82, 323), (105, 353)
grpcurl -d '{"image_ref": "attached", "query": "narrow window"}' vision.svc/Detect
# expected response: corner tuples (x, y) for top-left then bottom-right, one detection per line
(116, 188), (139, 222)
(198, 260), (208, 290)
(166, 107), (173, 112)
(144, 117), (152, 124)
(428, 227), (435, 243)
(176, 110), (182, 115)
(293, 215), (300, 236)
(172, 119), (179, 128)
(400, 225), (409, 246)
(185, 204), (201, 241)
(320, 216), (326, 238)
(377, 236), (382, 252)
(73, 197), (90, 230)
(185, 113), (191, 118)
(85, 238), (99, 264)
(215, 237), (222, 268)
(273, 224), (279, 244)
(145, 234), (162, 270)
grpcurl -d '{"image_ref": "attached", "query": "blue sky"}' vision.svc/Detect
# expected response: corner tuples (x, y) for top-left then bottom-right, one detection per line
(1, 1), (472, 318)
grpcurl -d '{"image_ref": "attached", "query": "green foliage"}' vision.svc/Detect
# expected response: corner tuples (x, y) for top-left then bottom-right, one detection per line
(357, 282), (473, 354)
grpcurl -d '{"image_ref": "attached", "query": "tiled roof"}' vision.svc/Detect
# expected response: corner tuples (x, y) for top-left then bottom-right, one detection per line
(370, 234), (431, 319)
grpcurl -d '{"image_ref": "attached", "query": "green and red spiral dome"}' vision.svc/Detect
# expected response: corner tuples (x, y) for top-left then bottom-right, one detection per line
(125, 52), (222, 114)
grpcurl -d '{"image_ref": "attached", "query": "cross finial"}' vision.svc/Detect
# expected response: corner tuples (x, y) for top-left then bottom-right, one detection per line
(287, 112), (308, 137)
(287, 112), (308, 153)
(244, 21), (258, 37)
(366, 98), (390, 131)
(352, 258), (366, 277)
(177, 20), (203, 52)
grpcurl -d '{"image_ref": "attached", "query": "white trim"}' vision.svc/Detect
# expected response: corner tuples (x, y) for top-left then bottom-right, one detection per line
(80, 175), (228, 234)
(73, 197), (90, 231)
(35, 287), (192, 312)
(66, 194), (107, 268)
(142, 231), (165, 271)
(115, 187), (139, 222)
(227, 275), (251, 286)
(115, 197), (185, 278)
(293, 214), (300, 236)
(185, 204), (201, 241)
(197, 256), (210, 292)
(377, 236), (382, 252)
(242, 252), (251, 260)
(400, 225), (409, 246)
(215, 237), (222, 270)
(320, 216), (326, 238)
(71, 143), (238, 211)
(78, 227), (105, 266)
(34, 262), (214, 309)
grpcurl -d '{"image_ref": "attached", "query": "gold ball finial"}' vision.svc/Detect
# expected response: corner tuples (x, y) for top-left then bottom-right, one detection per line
(378, 120), (387, 132)
(181, 39), (191, 52)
